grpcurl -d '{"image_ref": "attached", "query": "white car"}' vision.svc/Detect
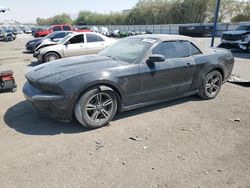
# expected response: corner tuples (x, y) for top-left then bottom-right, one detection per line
(34, 32), (116, 63)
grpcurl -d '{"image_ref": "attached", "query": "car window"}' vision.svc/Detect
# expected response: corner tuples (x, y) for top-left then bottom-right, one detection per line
(152, 41), (181, 59)
(152, 41), (201, 59)
(54, 32), (67, 38)
(69, 34), (84, 44)
(53, 26), (62, 31)
(189, 42), (202, 55)
(86, 34), (104, 42)
(236, 25), (250, 31)
(63, 26), (71, 31)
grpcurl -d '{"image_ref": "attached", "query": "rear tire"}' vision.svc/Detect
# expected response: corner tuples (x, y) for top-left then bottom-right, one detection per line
(198, 70), (222, 99)
(74, 87), (117, 129)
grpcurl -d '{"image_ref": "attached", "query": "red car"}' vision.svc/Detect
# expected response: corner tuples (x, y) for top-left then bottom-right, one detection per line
(34, 25), (91, 38)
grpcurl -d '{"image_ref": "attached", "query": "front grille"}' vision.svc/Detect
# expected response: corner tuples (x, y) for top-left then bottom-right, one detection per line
(222, 34), (242, 41)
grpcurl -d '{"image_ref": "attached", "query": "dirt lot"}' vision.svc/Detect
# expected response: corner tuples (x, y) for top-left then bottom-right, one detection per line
(0, 35), (250, 188)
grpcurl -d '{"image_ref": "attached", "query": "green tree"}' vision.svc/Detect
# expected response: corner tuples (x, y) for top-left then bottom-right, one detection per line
(36, 13), (72, 25)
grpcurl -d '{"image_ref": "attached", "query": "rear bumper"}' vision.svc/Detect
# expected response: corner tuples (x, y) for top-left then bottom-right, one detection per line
(23, 82), (73, 120)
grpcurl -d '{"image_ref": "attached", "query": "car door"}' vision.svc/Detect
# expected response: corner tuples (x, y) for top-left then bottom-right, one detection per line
(138, 40), (196, 103)
(85, 33), (106, 54)
(63, 34), (88, 57)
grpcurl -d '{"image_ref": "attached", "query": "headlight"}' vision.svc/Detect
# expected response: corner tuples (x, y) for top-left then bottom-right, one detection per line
(34, 51), (40, 56)
(241, 35), (247, 41)
(241, 34), (250, 42)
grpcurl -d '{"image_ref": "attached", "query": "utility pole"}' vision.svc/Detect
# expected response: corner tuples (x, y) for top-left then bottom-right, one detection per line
(211, 0), (221, 47)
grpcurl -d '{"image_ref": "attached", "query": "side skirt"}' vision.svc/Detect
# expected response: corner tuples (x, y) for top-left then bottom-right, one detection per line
(121, 90), (199, 112)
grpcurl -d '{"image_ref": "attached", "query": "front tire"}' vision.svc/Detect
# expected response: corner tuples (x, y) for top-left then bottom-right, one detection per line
(74, 87), (118, 129)
(198, 70), (222, 99)
(44, 52), (60, 62)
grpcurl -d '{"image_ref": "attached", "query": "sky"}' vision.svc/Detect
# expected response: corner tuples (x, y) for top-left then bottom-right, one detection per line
(0, 0), (138, 23)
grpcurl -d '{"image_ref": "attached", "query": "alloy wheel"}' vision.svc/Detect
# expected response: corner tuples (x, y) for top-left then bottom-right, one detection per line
(85, 93), (114, 123)
(206, 74), (221, 97)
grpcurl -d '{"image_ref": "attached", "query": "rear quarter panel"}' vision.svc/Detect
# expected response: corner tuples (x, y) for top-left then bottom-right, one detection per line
(190, 49), (234, 90)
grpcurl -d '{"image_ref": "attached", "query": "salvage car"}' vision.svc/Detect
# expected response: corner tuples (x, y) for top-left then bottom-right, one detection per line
(34, 24), (91, 38)
(0, 30), (16, 41)
(33, 32), (115, 63)
(220, 24), (250, 52)
(23, 34), (234, 129)
(26, 31), (72, 52)
(34, 25), (74, 38)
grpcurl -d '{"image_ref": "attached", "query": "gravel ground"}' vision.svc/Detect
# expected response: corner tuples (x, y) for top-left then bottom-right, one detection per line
(0, 34), (249, 188)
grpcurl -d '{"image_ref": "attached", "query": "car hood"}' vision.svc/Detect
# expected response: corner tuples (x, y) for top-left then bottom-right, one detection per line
(27, 38), (42, 44)
(26, 55), (128, 84)
(222, 30), (248, 35)
(35, 40), (58, 51)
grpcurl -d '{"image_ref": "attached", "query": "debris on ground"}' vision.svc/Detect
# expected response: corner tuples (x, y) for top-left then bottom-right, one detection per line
(228, 74), (250, 83)
(177, 154), (186, 161)
(129, 136), (143, 142)
(95, 141), (104, 151)
(229, 117), (241, 122)
(143, 146), (147, 150)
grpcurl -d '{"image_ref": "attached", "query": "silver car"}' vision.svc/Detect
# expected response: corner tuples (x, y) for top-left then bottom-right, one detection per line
(33, 32), (116, 63)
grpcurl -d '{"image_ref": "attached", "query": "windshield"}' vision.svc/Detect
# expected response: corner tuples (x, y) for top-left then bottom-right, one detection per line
(236, 25), (250, 31)
(99, 37), (156, 63)
(59, 33), (74, 44)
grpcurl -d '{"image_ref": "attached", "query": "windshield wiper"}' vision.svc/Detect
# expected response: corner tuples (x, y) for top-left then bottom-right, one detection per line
(106, 55), (119, 61)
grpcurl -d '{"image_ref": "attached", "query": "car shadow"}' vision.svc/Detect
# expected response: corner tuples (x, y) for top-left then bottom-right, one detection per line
(4, 101), (89, 135)
(28, 61), (41, 67)
(231, 49), (250, 59)
(23, 51), (33, 54)
(5, 95), (202, 135)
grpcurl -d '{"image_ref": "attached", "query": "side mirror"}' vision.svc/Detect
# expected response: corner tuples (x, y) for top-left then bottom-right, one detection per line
(147, 54), (165, 63)
(64, 41), (70, 45)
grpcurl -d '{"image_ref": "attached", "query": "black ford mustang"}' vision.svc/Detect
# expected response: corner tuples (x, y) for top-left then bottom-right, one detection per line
(23, 34), (234, 128)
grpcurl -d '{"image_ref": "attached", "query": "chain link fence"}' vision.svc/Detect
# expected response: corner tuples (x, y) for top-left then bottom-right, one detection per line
(84, 22), (250, 36)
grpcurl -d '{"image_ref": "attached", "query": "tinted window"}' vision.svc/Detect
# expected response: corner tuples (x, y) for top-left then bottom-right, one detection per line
(152, 41), (201, 59)
(53, 26), (62, 31)
(189, 42), (202, 55)
(86, 34), (104, 42)
(69, 34), (84, 44)
(54, 32), (67, 38)
(236, 25), (250, 31)
(153, 41), (181, 59)
(63, 26), (71, 31)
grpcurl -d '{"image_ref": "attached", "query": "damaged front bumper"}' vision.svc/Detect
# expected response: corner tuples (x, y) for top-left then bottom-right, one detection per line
(33, 51), (43, 63)
(23, 82), (73, 120)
